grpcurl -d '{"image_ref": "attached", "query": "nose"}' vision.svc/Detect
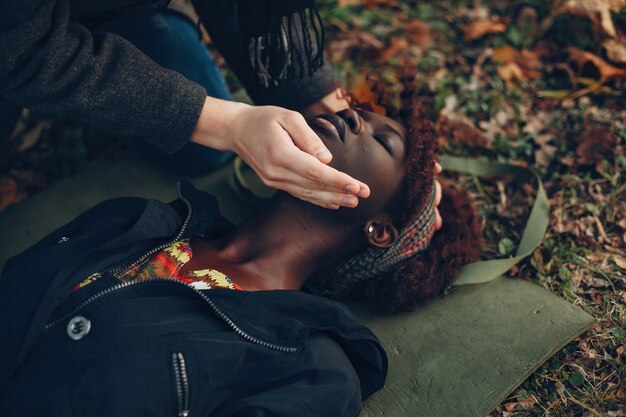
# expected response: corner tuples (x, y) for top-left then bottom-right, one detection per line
(337, 108), (362, 135)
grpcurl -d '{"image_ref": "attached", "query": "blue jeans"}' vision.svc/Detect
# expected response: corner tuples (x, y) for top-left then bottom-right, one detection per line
(1, 10), (235, 177)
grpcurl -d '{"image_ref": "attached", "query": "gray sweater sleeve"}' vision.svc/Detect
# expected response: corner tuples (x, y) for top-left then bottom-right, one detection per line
(0, 0), (207, 154)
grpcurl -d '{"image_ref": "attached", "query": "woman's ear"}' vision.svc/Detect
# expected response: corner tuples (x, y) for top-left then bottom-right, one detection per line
(364, 214), (399, 248)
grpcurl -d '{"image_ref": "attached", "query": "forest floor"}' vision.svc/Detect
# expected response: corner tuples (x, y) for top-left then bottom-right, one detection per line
(1, 1), (625, 415)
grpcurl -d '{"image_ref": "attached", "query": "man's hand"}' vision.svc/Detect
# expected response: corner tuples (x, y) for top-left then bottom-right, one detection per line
(191, 96), (369, 209)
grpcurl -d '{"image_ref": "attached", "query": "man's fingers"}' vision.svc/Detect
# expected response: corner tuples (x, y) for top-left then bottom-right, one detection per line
(281, 112), (333, 164)
(279, 183), (359, 209)
(274, 149), (370, 199)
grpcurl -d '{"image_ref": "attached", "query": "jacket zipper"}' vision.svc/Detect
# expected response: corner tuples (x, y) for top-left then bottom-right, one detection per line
(46, 182), (297, 354)
(172, 352), (190, 417)
(108, 181), (194, 277)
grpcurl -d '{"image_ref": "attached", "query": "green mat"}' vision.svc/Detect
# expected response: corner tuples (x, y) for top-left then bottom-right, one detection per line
(0, 152), (595, 417)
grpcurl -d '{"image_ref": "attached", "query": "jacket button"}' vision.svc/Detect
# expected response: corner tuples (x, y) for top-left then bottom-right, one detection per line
(67, 316), (91, 340)
(57, 236), (70, 243)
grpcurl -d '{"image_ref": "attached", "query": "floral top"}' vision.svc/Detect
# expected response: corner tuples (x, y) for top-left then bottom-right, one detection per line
(72, 238), (241, 293)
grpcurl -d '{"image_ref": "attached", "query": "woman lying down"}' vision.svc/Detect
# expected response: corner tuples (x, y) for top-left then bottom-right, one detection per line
(0, 80), (482, 416)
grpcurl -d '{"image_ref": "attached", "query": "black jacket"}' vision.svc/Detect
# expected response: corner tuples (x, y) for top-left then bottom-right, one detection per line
(0, 182), (387, 416)
(0, 0), (340, 153)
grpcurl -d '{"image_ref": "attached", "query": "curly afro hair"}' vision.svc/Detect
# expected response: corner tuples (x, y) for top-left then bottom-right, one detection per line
(311, 73), (483, 313)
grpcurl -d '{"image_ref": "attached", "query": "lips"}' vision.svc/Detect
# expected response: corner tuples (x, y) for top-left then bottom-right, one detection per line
(313, 114), (347, 142)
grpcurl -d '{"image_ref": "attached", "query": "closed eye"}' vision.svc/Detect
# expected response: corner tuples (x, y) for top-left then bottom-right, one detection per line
(374, 135), (394, 156)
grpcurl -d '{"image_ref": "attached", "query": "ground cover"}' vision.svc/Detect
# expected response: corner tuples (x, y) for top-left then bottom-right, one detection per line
(0, 1), (624, 415)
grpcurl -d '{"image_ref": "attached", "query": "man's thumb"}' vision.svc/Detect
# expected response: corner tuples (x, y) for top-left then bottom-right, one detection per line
(285, 112), (333, 164)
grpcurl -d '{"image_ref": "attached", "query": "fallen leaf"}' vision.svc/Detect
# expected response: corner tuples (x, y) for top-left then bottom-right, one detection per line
(405, 19), (431, 48)
(566, 47), (626, 100)
(338, 0), (362, 6)
(534, 133), (557, 167)
(493, 45), (543, 84)
(504, 396), (537, 412)
(614, 255), (626, 270)
(351, 83), (387, 115)
(603, 38), (626, 64)
(567, 47), (626, 80)
(364, 0), (398, 7)
(437, 97), (492, 148)
(438, 113), (492, 148)
(555, 0), (626, 37)
(575, 124), (614, 165)
(493, 45), (517, 63)
(555, 380), (568, 405)
(462, 19), (508, 41)
(327, 30), (384, 62)
(498, 62), (526, 85)
(376, 36), (409, 62)
(618, 382), (626, 405)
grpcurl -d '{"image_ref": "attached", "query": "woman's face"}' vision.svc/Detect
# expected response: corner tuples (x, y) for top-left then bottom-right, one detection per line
(308, 108), (409, 214)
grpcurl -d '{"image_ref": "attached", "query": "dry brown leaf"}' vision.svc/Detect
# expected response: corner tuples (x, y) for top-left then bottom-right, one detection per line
(493, 45), (518, 63)
(534, 133), (557, 167)
(327, 30), (384, 62)
(504, 396), (537, 412)
(376, 36), (409, 62)
(338, 0), (362, 6)
(603, 39), (626, 63)
(614, 255), (626, 270)
(555, 0), (626, 37)
(405, 19), (432, 47)
(437, 112), (492, 148)
(575, 124), (614, 165)
(618, 382), (626, 405)
(462, 19), (507, 41)
(498, 62), (526, 85)
(493, 46), (543, 84)
(364, 0), (398, 7)
(566, 47), (626, 100)
(555, 380), (568, 405)
(351, 83), (387, 115)
(519, 49), (544, 77)
(568, 47), (626, 79)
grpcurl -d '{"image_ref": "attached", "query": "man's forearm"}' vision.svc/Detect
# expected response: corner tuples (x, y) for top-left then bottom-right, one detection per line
(0, 0), (206, 154)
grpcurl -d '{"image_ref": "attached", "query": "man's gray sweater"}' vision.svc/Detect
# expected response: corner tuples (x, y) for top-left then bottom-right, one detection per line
(0, 0), (339, 153)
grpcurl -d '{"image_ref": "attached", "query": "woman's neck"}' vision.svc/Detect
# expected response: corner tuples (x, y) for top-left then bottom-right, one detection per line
(188, 200), (364, 291)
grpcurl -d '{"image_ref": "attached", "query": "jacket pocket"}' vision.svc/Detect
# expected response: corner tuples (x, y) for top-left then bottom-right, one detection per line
(172, 352), (190, 417)
(71, 344), (185, 417)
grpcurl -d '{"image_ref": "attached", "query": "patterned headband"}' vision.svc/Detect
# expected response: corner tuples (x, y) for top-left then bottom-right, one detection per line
(324, 180), (438, 281)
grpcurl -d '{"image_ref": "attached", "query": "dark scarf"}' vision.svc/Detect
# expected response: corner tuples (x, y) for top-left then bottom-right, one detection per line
(236, 0), (325, 87)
